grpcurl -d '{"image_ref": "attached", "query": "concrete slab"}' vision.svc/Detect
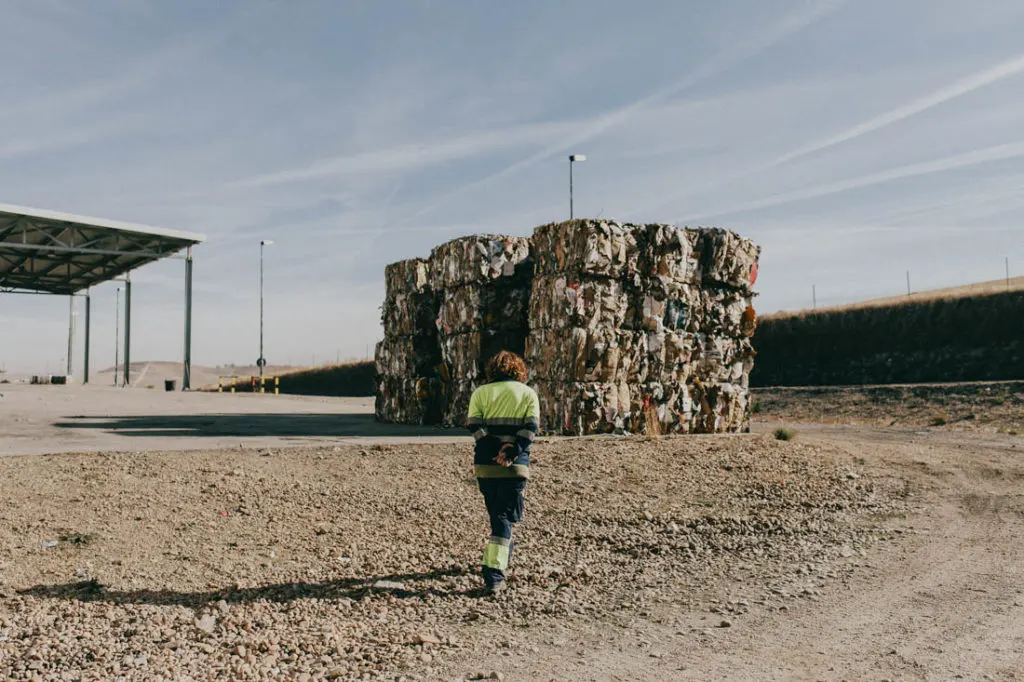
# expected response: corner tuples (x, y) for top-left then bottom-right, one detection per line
(0, 384), (466, 456)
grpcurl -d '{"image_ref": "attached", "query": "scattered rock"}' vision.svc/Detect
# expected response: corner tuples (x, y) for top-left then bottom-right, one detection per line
(416, 633), (442, 645)
(194, 614), (217, 635)
(373, 580), (407, 591)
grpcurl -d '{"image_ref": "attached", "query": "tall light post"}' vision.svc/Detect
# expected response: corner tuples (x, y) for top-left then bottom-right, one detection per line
(259, 240), (274, 377)
(569, 154), (586, 220)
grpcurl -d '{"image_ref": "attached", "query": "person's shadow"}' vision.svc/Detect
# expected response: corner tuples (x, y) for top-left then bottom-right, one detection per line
(18, 565), (491, 606)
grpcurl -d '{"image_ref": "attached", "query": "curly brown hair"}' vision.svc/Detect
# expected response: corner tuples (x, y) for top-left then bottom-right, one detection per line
(485, 350), (528, 383)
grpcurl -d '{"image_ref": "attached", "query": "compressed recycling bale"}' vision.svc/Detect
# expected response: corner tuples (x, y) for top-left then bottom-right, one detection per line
(698, 228), (761, 293)
(636, 223), (702, 284)
(638, 278), (753, 338)
(644, 328), (695, 384)
(533, 380), (633, 435)
(443, 380), (479, 427)
(384, 258), (430, 299)
(532, 220), (640, 279)
(376, 220), (760, 434)
(441, 331), (483, 384)
(441, 329), (528, 385)
(690, 333), (756, 387)
(689, 379), (750, 433)
(529, 275), (639, 330)
(380, 290), (440, 338)
(428, 235), (532, 290)
(637, 279), (703, 333)
(532, 380), (699, 436)
(375, 336), (444, 381)
(526, 327), (647, 383)
(375, 377), (424, 424)
(436, 281), (531, 335)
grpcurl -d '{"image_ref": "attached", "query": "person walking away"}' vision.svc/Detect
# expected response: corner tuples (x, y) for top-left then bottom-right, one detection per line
(466, 351), (539, 594)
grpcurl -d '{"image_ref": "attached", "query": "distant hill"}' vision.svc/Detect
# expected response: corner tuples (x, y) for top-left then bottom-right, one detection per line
(196, 361), (376, 397)
(766, 275), (1024, 319)
(94, 361), (302, 389)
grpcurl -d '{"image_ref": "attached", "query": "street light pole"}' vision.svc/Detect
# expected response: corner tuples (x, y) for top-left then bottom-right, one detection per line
(569, 154), (586, 220)
(259, 240), (274, 377)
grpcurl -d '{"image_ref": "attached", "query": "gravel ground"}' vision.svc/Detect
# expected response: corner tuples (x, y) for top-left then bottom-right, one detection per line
(0, 435), (909, 681)
(754, 381), (1024, 433)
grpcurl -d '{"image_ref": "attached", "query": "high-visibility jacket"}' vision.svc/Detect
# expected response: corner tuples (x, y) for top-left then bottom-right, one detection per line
(466, 379), (539, 479)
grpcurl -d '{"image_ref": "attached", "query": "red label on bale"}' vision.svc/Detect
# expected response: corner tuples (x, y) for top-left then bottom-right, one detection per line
(750, 263), (759, 286)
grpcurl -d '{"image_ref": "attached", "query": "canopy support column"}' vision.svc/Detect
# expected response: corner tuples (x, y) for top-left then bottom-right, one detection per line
(183, 247), (193, 391)
(83, 291), (91, 384)
(123, 276), (132, 387)
(66, 296), (75, 378)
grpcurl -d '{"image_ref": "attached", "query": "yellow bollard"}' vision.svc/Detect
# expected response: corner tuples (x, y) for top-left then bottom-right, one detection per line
(230, 377), (236, 393)
(260, 376), (265, 394)
(274, 376), (280, 395)
(218, 377), (223, 393)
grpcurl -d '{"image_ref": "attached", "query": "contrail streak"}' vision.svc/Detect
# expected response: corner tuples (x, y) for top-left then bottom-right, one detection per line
(638, 51), (1024, 216)
(680, 140), (1024, 222)
(404, 0), (849, 224)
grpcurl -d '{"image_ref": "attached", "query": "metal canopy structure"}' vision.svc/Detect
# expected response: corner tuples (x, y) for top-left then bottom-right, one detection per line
(0, 203), (205, 389)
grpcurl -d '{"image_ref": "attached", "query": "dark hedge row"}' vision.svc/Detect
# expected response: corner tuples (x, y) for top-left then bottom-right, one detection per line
(751, 291), (1024, 386)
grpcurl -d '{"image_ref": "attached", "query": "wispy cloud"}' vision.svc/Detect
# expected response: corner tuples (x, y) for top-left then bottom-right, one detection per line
(225, 119), (582, 189)
(683, 140), (1024, 221)
(634, 50), (1024, 216)
(764, 52), (1024, 167)
(404, 0), (849, 223)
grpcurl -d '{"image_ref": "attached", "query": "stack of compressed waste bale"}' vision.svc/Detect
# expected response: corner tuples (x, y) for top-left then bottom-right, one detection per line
(430, 235), (533, 425)
(375, 220), (759, 434)
(527, 220), (759, 434)
(376, 236), (532, 426)
(374, 258), (439, 424)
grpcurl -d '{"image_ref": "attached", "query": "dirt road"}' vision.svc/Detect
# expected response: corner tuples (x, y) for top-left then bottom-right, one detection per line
(432, 423), (1024, 681)
(0, 421), (1021, 680)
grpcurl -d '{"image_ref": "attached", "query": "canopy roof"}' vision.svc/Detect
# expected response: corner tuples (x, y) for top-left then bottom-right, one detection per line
(0, 203), (205, 295)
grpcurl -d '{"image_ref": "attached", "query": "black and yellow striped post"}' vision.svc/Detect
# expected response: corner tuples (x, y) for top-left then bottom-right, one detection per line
(274, 376), (280, 395)
(218, 377), (223, 393)
(230, 377), (236, 393)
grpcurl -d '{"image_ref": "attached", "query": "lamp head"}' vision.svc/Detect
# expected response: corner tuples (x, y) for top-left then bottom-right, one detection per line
(569, 154), (586, 162)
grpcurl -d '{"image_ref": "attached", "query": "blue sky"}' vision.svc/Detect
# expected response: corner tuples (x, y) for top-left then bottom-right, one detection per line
(2, 0), (1023, 374)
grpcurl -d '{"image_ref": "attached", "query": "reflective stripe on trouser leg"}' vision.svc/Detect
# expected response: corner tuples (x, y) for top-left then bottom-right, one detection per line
(482, 536), (511, 570)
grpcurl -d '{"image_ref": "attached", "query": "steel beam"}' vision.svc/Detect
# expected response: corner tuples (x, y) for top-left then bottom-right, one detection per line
(84, 292), (91, 384)
(66, 296), (75, 377)
(0, 241), (186, 260)
(123, 276), (132, 387)
(183, 247), (193, 391)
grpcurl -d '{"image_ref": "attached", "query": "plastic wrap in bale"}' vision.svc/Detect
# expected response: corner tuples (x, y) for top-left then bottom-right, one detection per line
(532, 220), (640, 279)
(529, 275), (639, 331)
(428, 235), (532, 290)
